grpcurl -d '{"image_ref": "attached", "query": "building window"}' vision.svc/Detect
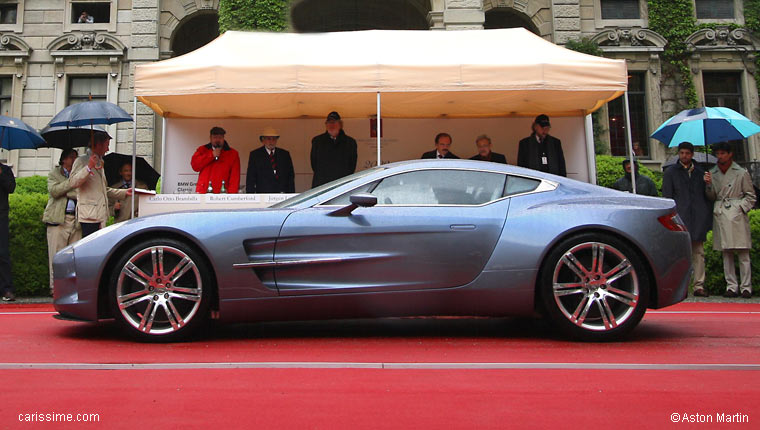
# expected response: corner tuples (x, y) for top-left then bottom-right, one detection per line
(68, 76), (107, 105)
(0, 3), (16, 24)
(607, 73), (648, 157)
(71, 2), (110, 24)
(601, 0), (640, 20)
(0, 77), (11, 116)
(695, 0), (734, 20)
(703, 71), (746, 161)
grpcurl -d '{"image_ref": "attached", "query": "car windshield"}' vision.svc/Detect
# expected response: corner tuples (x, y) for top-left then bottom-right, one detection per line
(271, 167), (384, 208)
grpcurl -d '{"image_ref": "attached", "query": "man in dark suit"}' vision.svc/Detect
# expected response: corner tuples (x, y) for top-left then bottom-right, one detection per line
(421, 133), (459, 159)
(469, 134), (507, 163)
(246, 127), (295, 193)
(311, 111), (357, 188)
(517, 114), (566, 176)
(0, 162), (15, 301)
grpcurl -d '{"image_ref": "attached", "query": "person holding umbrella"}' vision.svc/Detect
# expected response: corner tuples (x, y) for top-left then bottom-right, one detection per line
(110, 162), (148, 223)
(42, 148), (81, 295)
(662, 142), (713, 297)
(0, 161), (15, 301)
(69, 130), (132, 237)
(705, 142), (756, 298)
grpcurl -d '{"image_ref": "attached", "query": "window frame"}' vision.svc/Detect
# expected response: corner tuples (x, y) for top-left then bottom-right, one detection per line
(66, 75), (108, 106)
(693, 0), (744, 24)
(0, 0), (24, 33)
(593, 0), (648, 29)
(65, 0), (117, 33)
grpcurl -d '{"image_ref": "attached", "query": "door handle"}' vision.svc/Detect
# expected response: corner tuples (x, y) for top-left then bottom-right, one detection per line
(450, 224), (476, 231)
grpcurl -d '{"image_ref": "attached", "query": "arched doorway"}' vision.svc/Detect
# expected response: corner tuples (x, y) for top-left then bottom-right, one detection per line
(171, 11), (219, 57)
(291, 0), (430, 32)
(484, 7), (539, 34)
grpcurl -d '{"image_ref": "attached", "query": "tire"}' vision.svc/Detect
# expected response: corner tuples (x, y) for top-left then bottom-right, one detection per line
(539, 233), (649, 341)
(108, 238), (212, 341)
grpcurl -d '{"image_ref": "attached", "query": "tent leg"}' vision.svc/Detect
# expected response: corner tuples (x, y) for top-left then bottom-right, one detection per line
(131, 96), (137, 218)
(161, 116), (167, 191)
(623, 91), (637, 194)
(584, 114), (596, 185)
(376, 92), (381, 167)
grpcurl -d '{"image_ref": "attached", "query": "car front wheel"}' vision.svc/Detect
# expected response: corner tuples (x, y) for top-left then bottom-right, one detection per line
(109, 239), (211, 341)
(540, 233), (649, 341)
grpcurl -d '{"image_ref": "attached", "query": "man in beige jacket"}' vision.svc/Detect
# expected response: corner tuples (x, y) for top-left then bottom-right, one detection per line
(69, 131), (132, 237)
(42, 148), (81, 294)
(705, 142), (757, 298)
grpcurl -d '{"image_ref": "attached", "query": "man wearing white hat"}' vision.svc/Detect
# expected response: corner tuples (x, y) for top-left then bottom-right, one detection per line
(246, 127), (295, 193)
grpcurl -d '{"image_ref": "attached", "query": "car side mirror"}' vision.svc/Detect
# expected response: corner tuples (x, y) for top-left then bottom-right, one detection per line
(329, 193), (377, 216)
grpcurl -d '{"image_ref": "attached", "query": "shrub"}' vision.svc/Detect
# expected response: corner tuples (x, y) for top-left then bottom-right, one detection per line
(8, 193), (49, 296)
(595, 154), (662, 194)
(15, 175), (47, 194)
(703, 210), (760, 294)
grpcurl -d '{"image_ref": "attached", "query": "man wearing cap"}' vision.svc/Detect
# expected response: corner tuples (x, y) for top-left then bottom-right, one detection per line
(517, 114), (566, 177)
(246, 127), (295, 193)
(69, 130), (132, 237)
(191, 126), (240, 194)
(310, 112), (357, 188)
(421, 133), (459, 159)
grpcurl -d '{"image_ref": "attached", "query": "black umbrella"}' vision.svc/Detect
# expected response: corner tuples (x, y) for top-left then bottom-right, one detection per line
(662, 152), (717, 168)
(38, 124), (107, 150)
(103, 152), (160, 190)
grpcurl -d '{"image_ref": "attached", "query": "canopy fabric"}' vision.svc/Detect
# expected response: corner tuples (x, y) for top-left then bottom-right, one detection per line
(135, 28), (627, 119)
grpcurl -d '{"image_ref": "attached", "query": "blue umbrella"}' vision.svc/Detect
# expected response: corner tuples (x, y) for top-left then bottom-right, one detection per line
(48, 101), (132, 128)
(651, 106), (760, 147)
(0, 115), (45, 150)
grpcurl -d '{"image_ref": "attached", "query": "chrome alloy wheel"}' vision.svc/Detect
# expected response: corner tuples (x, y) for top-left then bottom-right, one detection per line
(116, 246), (203, 335)
(552, 242), (639, 332)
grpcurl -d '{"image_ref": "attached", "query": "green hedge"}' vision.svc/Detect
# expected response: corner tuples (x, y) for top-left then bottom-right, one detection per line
(703, 210), (760, 294)
(15, 175), (47, 194)
(8, 192), (49, 296)
(595, 154), (662, 194)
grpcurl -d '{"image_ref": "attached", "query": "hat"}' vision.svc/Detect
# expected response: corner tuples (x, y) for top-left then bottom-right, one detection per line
(260, 127), (280, 139)
(326, 111), (341, 122)
(210, 126), (226, 135)
(534, 114), (551, 127)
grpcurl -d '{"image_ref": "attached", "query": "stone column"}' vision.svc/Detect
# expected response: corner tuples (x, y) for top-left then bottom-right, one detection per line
(552, 0), (580, 44)
(443, 0), (485, 30)
(124, 0), (160, 166)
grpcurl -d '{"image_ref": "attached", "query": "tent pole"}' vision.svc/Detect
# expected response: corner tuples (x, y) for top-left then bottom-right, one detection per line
(623, 91), (637, 194)
(161, 116), (167, 192)
(584, 114), (597, 184)
(131, 96), (137, 219)
(376, 92), (381, 166)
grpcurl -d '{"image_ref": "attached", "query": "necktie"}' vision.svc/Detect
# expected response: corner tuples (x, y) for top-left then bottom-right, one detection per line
(437, 154), (443, 159)
(269, 150), (278, 179)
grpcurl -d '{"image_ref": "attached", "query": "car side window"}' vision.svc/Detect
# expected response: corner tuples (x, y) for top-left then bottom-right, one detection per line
(369, 170), (506, 205)
(504, 175), (540, 196)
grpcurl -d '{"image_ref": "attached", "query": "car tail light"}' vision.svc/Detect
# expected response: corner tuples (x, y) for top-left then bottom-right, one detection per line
(658, 211), (688, 232)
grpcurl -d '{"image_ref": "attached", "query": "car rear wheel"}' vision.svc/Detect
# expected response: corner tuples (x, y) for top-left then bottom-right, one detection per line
(540, 233), (649, 341)
(109, 239), (211, 341)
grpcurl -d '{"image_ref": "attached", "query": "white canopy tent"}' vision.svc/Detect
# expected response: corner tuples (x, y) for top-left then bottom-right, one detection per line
(133, 28), (634, 190)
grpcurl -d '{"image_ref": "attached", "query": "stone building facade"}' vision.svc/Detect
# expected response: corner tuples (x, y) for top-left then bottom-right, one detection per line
(0, 0), (757, 177)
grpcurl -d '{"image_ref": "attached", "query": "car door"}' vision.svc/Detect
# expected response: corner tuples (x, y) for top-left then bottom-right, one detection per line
(274, 168), (510, 295)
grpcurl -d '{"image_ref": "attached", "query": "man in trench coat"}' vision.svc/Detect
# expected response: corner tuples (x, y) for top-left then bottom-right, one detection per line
(662, 142), (712, 296)
(705, 142), (757, 298)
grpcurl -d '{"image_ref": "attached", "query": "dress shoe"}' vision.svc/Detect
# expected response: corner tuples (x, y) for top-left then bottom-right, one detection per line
(693, 288), (708, 297)
(723, 290), (738, 298)
(741, 290), (752, 299)
(1, 292), (15, 302)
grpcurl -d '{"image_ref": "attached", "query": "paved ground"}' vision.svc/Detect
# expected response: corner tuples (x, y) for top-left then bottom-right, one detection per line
(1, 302), (758, 429)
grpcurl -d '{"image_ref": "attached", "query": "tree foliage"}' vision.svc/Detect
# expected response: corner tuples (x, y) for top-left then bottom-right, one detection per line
(218, 0), (287, 33)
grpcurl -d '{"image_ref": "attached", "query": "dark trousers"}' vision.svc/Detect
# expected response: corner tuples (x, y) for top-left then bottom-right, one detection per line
(0, 212), (12, 294)
(81, 222), (101, 238)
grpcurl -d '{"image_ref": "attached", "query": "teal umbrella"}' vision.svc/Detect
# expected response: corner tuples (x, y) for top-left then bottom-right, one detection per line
(651, 107), (760, 148)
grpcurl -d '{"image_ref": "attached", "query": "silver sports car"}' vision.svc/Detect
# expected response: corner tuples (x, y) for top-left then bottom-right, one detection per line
(54, 160), (691, 341)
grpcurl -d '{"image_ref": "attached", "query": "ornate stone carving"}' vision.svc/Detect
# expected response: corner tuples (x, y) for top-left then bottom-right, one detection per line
(47, 32), (127, 54)
(685, 27), (756, 50)
(591, 27), (666, 49)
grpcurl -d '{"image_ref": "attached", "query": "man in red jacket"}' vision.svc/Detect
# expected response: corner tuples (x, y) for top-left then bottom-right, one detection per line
(191, 126), (240, 193)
